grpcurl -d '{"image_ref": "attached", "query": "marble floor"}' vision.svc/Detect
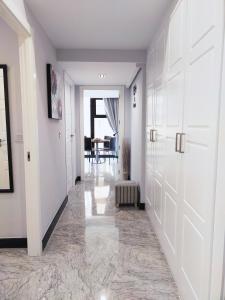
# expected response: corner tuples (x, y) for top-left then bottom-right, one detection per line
(0, 161), (179, 300)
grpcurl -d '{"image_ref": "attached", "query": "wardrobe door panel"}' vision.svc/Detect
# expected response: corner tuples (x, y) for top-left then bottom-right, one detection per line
(166, 72), (184, 135)
(181, 215), (204, 299)
(145, 127), (155, 207)
(154, 85), (166, 181)
(184, 143), (209, 219)
(164, 138), (180, 196)
(168, 0), (185, 74)
(162, 0), (186, 278)
(188, 0), (215, 48)
(146, 86), (154, 127)
(155, 31), (166, 81)
(147, 50), (155, 86)
(186, 47), (215, 127)
(146, 168), (154, 207)
(180, 0), (223, 298)
(165, 68), (184, 201)
(153, 177), (163, 225)
(146, 128), (155, 170)
(164, 192), (177, 253)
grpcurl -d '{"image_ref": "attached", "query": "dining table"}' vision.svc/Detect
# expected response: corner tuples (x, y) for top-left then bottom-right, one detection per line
(91, 138), (109, 164)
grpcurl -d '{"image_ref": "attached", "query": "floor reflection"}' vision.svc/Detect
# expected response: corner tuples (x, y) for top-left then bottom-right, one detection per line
(84, 191), (92, 218)
(85, 158), (118, 179)
(0, 160), (178, 300)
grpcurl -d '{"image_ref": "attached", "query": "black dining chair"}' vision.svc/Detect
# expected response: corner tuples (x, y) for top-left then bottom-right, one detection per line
(104, 136), (111, 150)
(109, 137), (117, 160)
(84, 136), (93, 163)
(100, 136), (111, 162)
(103, 136), (117, 164)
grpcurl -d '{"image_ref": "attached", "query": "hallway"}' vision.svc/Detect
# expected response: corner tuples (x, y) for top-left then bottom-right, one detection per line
(0, 166), (178, 299)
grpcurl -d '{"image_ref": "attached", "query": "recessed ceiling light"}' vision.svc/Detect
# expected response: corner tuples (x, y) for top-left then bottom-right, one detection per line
(99, 74), (106, 79)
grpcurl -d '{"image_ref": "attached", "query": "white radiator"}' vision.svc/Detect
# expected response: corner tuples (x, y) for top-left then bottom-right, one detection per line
(115, 181), (140, 207)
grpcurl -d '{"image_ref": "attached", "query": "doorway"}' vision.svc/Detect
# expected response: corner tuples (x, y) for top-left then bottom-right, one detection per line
(80, 87), (124, 180)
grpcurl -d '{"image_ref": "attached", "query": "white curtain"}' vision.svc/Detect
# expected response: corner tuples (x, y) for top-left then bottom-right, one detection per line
(103, 98), (119, 135)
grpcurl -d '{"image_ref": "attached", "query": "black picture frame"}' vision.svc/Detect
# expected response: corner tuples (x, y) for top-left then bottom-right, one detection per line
(0, 65), (14, 193)
(46, 64), (63, 120)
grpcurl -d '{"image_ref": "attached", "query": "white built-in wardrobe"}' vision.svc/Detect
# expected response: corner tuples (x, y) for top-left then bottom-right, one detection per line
(145, 0), (224, 299)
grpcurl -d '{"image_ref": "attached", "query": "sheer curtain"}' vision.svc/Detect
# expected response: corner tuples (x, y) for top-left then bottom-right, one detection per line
(103, 98), (119, 135)
(104, 98), (119, 153)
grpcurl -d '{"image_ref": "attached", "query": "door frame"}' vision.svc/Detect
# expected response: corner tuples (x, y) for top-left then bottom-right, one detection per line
(0, 1), (42, 256)
(210, 3), (225, 297)
(79, 86), (124, 179)
(64, 72), (76, 192)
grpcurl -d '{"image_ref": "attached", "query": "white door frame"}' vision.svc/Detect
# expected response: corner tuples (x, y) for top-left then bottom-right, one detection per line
(210, 4), (225, 297)
(0, 1), (42, 256)
(64, 72), (76, 192)
(79, 85), (125, 180)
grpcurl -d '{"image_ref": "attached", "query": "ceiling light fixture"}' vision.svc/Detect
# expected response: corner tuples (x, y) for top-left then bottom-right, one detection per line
(99, 74), (106, 79)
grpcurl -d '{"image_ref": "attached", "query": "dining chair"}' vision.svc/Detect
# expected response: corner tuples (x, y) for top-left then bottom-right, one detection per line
(109, 137), (117, 162)
(84, 136), (93, 163)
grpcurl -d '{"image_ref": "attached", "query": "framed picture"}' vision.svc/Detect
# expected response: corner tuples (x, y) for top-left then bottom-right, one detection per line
(0, 65), (14, 193)
(46, 64), (63, 120)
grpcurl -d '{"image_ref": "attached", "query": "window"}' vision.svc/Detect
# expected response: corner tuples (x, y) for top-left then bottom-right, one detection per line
(96, 99), (106, 115)
(90, 98), (113, 139)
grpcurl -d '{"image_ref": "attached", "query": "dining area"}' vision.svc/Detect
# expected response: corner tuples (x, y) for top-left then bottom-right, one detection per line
(84, 136), (117, 165)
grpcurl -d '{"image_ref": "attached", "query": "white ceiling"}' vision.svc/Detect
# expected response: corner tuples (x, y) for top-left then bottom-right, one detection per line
(25, 0), (171, 50)
(60, 62), (138, 86)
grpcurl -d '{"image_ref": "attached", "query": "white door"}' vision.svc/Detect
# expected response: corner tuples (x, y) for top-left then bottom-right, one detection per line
(145, 0), (224, 299)
(65, 82), (75, 193)
(152, 82), (165, 229)
(178, 1), (224, 299)
(0, 69), (9, 189)
(163, 0), (186, 276)
(145, 80), (155, 208)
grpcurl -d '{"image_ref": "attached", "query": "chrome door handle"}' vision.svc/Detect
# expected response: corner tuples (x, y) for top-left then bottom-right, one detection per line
(150, 129), (157, 142)
(150, 130), (153, 142)
(152, 129), (157, 142)
(175, 133), (181, 152)
(179, 133), (186, 153)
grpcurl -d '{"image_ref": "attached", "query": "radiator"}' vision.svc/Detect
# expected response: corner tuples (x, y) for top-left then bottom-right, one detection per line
(115, 181), (140, 207)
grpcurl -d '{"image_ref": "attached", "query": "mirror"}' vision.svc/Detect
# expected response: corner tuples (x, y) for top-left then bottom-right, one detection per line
(0, 65), (13, 192)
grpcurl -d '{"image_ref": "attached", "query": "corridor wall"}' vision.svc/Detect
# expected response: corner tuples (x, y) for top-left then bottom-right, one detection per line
(130, 69), (146, 200)
(0, 17), (26, 238)
(26, 7), (68, 238)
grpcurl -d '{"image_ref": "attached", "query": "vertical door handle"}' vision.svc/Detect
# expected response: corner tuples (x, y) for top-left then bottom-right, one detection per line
(175, 133), (181, 152)
(150, 130), (152, 142)
(150, 129), (157, 142)
(152, 129), (157, 142)
(179, 133), (186, 153)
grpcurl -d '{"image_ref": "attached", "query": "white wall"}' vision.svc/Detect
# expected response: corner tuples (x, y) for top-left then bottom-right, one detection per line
(71, 85), (77, 183)
(0, 17), (26, 237)
(124, 87), (131, 145)
(0, 0), (76, 248)
(75, 85), (81, 177)
(26, 7), (68, 238)
(130, 69), (145, 200)
(57, 49), (147, 63)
